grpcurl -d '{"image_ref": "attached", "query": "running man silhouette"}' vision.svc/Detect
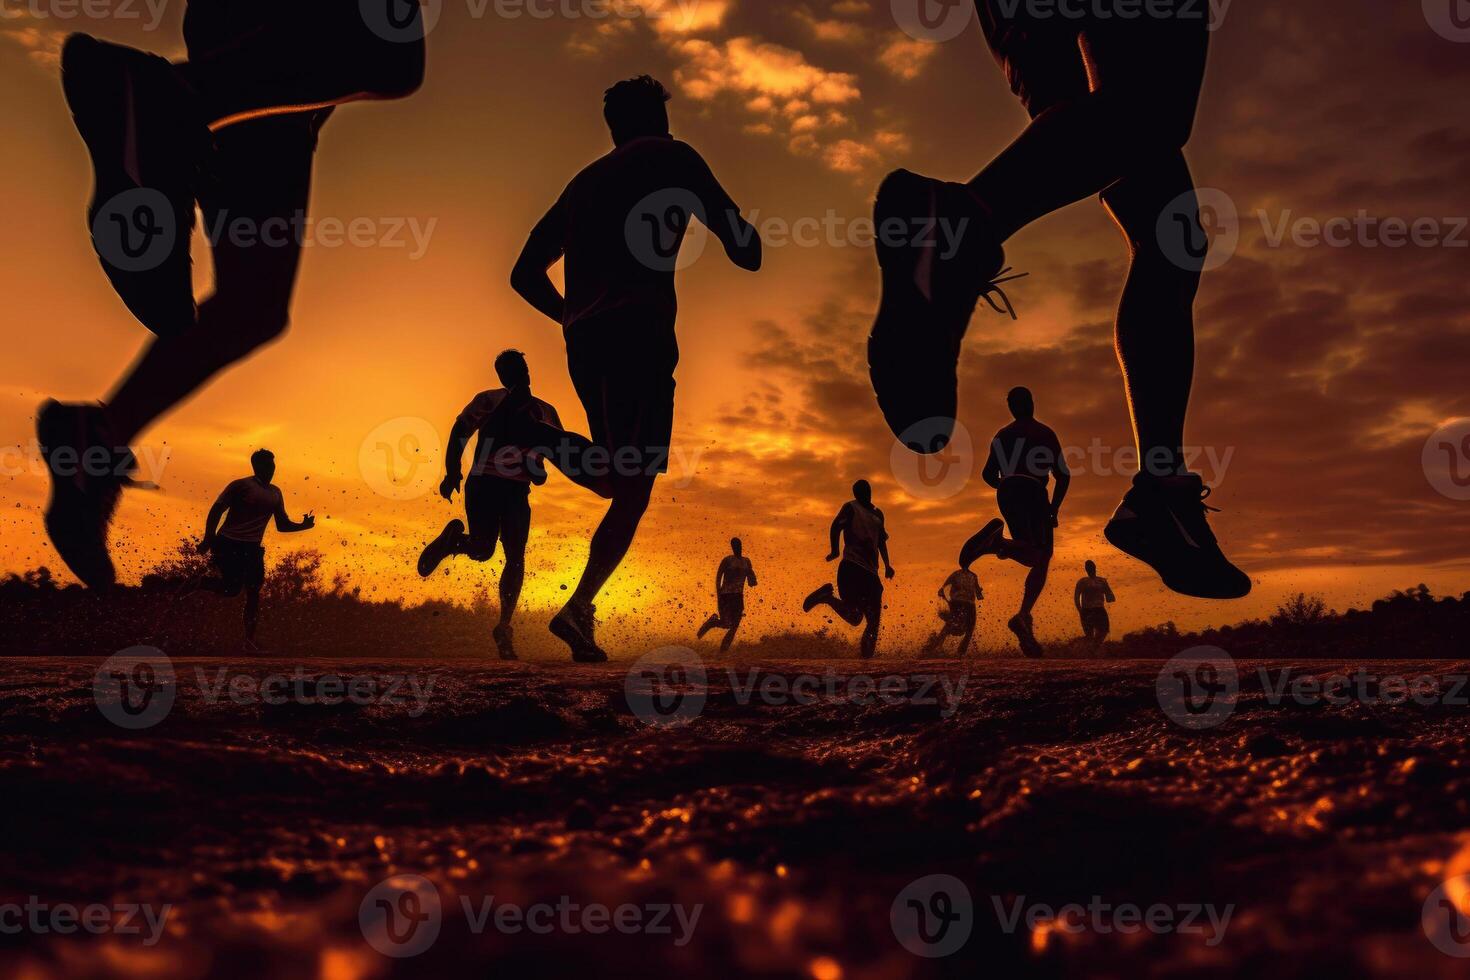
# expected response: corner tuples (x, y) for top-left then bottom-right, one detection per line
(696, 537), (758, 652)
(868, 1), (1249, 601)
(37, 5), (426, 589)
(510, 75), (762, 662)
(923, 565), (982, 658)
(193, 449), (315, 650)
(960, 387), (1068, 658)
(803, 480), (895, 660)
(418, 350), (563, 661)
(1074, 560), (1116, 651)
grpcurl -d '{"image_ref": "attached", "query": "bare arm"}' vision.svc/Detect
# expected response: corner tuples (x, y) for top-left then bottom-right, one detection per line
(683, 143), (762, 272)
(273, 495), (315, 534)
(981, 439), (1003, 490)
(1049, 437), (1071, 520)
(1074, 580), (1084, 611)
(746, 563), (757, 588)
(879, 533), (894, 579)
(1105, 581), (1116, 603)
(199, 493), (230, 552)
(827, 508), (847, 561)
(510, 198), (568, 324)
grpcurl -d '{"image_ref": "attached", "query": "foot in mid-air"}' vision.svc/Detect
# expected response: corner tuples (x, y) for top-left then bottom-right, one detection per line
(37, 401), (142, 590)
(869, 170), (1025, 451)
(695, 615), (719, 640)
(958, 518), (1006, 570)
(549, 599), (608, 663)
(1104, 473), (1251, 600)
(418, 519), (464, 577)
(802, 583), (834, 613)
(492, 623), (517, 661)
(61, 33), (209, 337)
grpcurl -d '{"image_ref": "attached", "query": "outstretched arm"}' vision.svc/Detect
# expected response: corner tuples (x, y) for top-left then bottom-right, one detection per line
(273, 496), (315, 534)
(511, 197), (568, 324)
(682, 143), (762, 272)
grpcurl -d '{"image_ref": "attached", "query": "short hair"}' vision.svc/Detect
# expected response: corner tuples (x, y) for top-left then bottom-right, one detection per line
(604, 75), (671, 142)
(731, 537), (742, 549)
(494, 349), (529, 386)
(1085, 560), (1097, 574)
(1007, 386), (1034, 418)
(852, 479), (871, 497)
(251, 449), (274, 472)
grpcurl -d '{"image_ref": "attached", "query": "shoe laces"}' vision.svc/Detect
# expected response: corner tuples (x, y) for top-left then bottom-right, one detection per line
(980, 268), (1029, 320)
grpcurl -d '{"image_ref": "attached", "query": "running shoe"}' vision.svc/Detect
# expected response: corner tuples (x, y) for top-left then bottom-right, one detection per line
(550, 599), (608, 663)
(1104, 473), (1251, 600)
(37, 400), (140, 590)
(418, 519), (464, 577)
(62, 33), (208, 337)
(958, 518), (1005, 569)
(802, 583), (834, 613)
(869, 170), (1025, 451)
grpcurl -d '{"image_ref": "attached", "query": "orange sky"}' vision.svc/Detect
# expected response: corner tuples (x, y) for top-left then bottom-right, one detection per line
(3, 0), (1469, 647)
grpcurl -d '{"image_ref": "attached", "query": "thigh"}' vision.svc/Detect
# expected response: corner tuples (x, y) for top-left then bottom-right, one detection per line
(976, 0), (1090, 116)
(244, 546), (266, 589)
(199, 116), (326, 308)
(464, 478), (506, 558)
(1079, 12), (1209, 134)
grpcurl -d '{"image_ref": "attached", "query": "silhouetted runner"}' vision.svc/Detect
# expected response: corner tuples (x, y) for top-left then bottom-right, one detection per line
(1074, 560), (1116, 651)
(696, 537), (758, 652)
(38, 4), (425, 589)
(803, 481), (895, 660)
(193, 450), (315, 650)
(510, 75), (761, 662)
(868, 1), (1249, 601)
(960, 387), (1068, 658)
(418, 351), (563, 661)
(923, 566), (982, 658)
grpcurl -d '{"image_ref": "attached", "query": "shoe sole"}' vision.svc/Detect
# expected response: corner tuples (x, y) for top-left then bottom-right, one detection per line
(959, 518), (1005, 569)
(1105, 518), (1252, 600)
